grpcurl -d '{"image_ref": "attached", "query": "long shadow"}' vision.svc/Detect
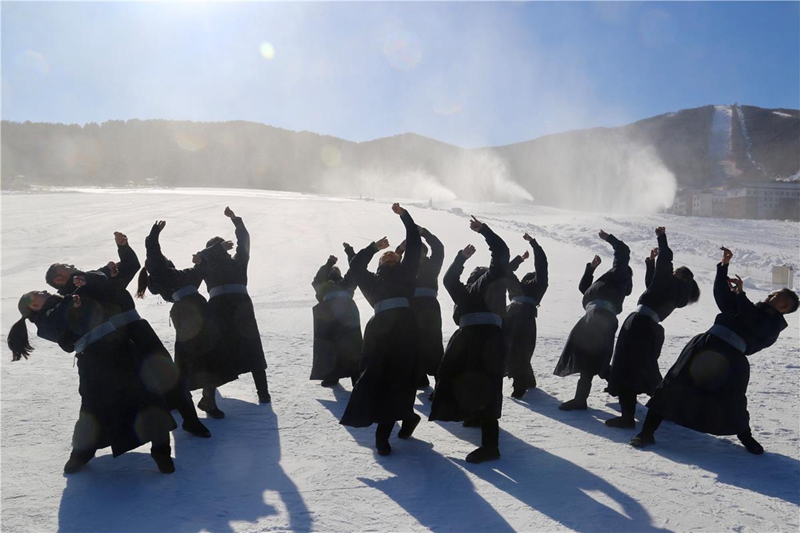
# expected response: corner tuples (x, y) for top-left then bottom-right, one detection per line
(514, 387), (638, 444)
(58, 399), (312, 532)
(416, 396), (668, 533)
(319, 388), (515, 532)
(517, 388), (800, 505)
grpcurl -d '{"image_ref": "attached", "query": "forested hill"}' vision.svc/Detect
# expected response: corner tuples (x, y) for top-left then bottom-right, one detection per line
(3, 104), (797, 208)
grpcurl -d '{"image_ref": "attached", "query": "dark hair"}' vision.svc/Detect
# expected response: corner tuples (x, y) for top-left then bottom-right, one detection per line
(687, 280), (701, 304)
(778, 288), (800, 313)
(45, 264), (60, 289)
(206, 236), (224, 248)
(8, 294), (36, 361)
(136, 267), (149, 299)
(420, 242), (429, 257)
(674, 266), (694, 281)
(467, 266), (488, 285)
(675, 267), (700, 304)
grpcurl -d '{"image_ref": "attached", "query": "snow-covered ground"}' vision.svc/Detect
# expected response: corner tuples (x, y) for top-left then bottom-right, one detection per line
(2, 188), (798, 532)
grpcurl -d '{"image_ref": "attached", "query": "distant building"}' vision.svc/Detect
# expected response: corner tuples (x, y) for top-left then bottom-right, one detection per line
(691, 192), (712, 217)
(671, 181), (800, 221)
(748, 181), (799, 220)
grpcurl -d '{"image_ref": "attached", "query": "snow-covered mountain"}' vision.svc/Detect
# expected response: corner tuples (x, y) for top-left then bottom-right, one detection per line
(3, 104), (798, 211)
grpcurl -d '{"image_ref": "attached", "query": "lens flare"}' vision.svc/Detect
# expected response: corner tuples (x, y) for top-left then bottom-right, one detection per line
(321, 145), (342, 168)
(259, 42), (276, 60)
(383, 31), (423, 70)
(173, 131), (209, 152)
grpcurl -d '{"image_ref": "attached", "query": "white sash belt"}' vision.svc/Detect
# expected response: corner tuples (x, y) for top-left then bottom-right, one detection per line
(373, 297), (410, 315)
(209, 284), (248, 299)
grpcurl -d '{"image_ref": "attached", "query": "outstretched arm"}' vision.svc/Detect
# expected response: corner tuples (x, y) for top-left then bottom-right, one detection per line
(313, 256), (337, 289)
(348, 237), (386, 288)
(530, 238), (548, 289)
(644, 247), (657, 288)
(231, 218), (250, 267)
(653, 228), (674, 282)
(714, 263), (738, 314)
(343, 243), (356, 264)
(443, 248), (473, 304)
(579, 256), (600, 294)
(604, 233), (631, 272)
(480, 224), (509, 281)
(114, 232), (141, 288)
(420, 227), (445, 275)
(509, 255), (525, 273)
(144, 221), (169, 272)
(396, 205), (421, 282)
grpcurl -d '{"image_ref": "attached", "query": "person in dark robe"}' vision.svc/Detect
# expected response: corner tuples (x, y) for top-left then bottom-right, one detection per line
(340, 203), (422, 457)
(504, 233), (549, 399)
(429, 216), (509, 464)
(397, 226), (445, 389)
(554, 230), (633, 410)
(197, 207), (271, 403)
(7, 291), (177, 474)
(605, 227), (700, 428)
(630, 247), (799, 454)
(136, 220), (238, 419)
(45, 232), (210, 437)
(310, 248), (363, 387)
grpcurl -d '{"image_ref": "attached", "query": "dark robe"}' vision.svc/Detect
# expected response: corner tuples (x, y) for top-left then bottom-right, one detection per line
(646, 263), (787, 435)
(429, 225), (509, 422)
(504, 238), (549, 388)
(554, 234), (632, 378)
(63, 244), (185, 410)
(198, 216), (268, 376)
(412, 228), (445, 378)
(607, 233), (692, 396)
(310, 258), (363, 381)
(340, 210), (421, 427)
(144, 229), (237, 391)
(33, 295), (176, 457)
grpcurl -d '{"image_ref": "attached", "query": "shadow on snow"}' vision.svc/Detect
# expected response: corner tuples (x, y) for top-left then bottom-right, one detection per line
(57, 398), (312, 533)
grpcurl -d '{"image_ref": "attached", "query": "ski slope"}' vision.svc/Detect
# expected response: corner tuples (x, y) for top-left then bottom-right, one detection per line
(2, 188), (798, 532)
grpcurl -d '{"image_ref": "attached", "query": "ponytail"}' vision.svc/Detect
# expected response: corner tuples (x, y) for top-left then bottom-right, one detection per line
(136, 267), (149, 299)
(688, 280), (701, 304)
(7, 318), (33, 362)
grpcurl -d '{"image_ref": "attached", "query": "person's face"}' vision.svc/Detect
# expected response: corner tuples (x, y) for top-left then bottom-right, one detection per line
(26, 290), (52, 311)
(379, 251), (400, 267)
(52, 264), (77, 287)
(766, 291), (794, 314)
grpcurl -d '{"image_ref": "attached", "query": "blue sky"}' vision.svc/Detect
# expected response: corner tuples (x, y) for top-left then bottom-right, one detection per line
(2, 1), (798, 147)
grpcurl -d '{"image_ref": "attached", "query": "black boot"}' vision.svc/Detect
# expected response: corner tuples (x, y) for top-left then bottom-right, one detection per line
(398, 414), (421, 439)
(560, 373), (591, 410)
(606, 391), (636, 428)
(182, 417), (211, 438)
(737, 430), (764, 455)
(630, 410), (662, 448)
(320, 378), (339, 387)
(466, 419), (500, 464)
(64, 448), (95, 474)
(198, 390), (225, 419)
(511, 379), (526, 399)
(150, 440), (175, 474)
(417, 375), (430, 390)
(375, 423), (393, 456)
(253, 369), (271, 403)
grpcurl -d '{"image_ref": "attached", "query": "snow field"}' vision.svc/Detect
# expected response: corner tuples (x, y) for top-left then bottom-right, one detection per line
(2, 188), (798, 532)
